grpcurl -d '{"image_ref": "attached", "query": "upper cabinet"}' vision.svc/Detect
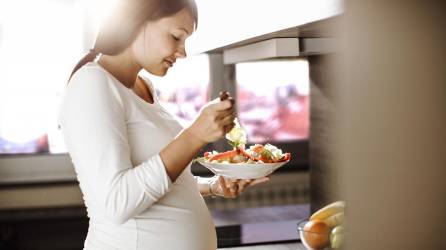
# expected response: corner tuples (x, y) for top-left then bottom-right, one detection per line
(187, 0), (343, 57)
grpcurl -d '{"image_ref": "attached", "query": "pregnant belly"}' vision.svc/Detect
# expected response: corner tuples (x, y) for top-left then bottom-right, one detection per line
(86, 203), (216, 250)
(136, 200), (216, 249)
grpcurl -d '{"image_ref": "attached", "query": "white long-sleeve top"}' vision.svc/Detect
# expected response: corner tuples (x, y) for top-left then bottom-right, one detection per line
(57, 62), (217, 250)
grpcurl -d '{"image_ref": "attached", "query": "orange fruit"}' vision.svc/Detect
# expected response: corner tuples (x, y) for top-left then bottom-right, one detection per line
(303, 219), (330, 249)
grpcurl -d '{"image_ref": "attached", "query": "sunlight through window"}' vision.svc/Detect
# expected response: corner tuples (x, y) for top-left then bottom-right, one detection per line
(236, 59), (310, 143)
(0, 0), (87, 154)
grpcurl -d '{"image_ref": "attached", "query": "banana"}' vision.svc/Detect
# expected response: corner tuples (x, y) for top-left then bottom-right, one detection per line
(310, 201), (346, 221)
(324, 212), (344, 228)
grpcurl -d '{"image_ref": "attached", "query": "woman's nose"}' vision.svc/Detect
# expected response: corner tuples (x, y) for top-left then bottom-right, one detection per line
(175, 47), (187, 59)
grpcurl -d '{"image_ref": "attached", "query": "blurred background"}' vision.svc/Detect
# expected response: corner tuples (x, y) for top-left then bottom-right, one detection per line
(1, 0), (445, 249)
(0, 0), (315, 155)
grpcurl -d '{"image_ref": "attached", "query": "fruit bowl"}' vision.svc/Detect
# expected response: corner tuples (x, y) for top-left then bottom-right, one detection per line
(297, 219), (345, 250)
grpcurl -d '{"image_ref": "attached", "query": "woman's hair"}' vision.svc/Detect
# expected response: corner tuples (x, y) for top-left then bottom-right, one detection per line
(68, 0), (198, 81)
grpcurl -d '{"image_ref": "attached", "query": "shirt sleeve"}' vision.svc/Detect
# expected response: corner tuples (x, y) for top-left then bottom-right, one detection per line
(59, 68), (172, 225)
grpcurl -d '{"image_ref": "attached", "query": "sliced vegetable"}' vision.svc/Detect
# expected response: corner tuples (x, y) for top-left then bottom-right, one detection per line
(208, 149), (238, 161)
(200, 117), (291, 164)
(201, 146), (290, 164)
(237, 147), (257, 161)
(281, 153), (291, 162)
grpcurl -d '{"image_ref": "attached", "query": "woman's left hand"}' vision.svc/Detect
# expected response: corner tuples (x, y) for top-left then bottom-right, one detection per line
(209, 175), (270, 198)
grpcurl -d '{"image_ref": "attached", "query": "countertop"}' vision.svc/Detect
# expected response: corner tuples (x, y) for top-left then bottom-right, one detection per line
(220, 242), (303, 249)
(212, 204), (309, 248)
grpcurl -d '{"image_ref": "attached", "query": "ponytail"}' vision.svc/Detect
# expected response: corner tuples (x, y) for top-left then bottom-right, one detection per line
(67, 49), (99, 84)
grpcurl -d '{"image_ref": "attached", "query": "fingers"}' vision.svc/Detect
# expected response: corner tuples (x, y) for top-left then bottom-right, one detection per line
(212, 91), (235, 112)
(236, 179), (251, 194)
(223, 122), (236, 134)
(218, 176), (231, 197)
(219, 91), (235, 106)
(208, 98), (232, 111)
(218, 177), (238, 198)
(227, 178), (238, 197)
(216, 107), (235, 120)
(208, 92), (236, 134)
(219, 114), (236, 128)
(219, 91), (230, 101)
(192, 91), (236, 143)
(226, 97), (235, 106)
(217, 176), (269, 198)
(222, 178), (254, 197)
(248, 177), (270, 186)
(216, 106), (236, 133)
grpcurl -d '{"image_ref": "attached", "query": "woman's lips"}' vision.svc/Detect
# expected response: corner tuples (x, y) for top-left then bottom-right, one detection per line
(164, 60), (174, 68)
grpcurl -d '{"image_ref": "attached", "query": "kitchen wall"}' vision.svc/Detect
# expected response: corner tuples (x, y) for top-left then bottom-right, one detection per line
(336, 1), (446, 249)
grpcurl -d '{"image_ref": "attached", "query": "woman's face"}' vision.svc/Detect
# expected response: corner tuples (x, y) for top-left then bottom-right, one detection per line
(132, 8), (195, 76)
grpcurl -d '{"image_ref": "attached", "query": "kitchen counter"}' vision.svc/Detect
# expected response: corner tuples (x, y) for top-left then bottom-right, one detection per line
(220, 242), (303, 249)
(213, 204), (309, 248)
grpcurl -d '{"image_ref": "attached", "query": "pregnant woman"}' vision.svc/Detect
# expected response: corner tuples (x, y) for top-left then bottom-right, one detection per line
(57, 0), (268, 249)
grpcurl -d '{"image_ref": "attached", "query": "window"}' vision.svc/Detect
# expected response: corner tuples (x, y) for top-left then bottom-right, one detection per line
(144, 54), (209, 127)
(236, 59), (309, 143)
(0, 1), (209, 155)
(0, 0), (88, 154)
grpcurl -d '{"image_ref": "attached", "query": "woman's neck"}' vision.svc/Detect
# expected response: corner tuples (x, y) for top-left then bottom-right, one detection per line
(98, 48), (141, 89)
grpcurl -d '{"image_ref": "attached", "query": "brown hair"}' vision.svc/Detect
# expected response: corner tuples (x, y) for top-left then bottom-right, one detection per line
(68, 0), (198, 82)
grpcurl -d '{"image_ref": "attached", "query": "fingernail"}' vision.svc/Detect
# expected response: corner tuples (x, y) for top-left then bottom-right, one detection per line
(219, 91), (229, 101)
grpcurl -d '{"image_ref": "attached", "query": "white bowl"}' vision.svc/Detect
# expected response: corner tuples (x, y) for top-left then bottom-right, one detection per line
(196, 158), (289, 179)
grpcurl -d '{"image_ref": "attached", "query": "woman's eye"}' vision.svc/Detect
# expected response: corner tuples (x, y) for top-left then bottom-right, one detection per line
(171, 35), (180, 41)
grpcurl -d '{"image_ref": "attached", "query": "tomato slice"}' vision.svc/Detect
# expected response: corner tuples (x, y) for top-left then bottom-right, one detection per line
(281, 153), (291, 162)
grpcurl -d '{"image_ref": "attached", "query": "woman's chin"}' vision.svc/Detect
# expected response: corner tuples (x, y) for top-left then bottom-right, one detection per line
(146, 67), (168, 77)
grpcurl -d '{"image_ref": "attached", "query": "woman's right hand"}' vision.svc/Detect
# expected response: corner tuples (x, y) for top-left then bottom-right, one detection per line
(187, 96), (236, 144)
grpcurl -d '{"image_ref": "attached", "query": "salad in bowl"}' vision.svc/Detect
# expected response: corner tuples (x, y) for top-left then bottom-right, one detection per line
(196, 118), (291, 179)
